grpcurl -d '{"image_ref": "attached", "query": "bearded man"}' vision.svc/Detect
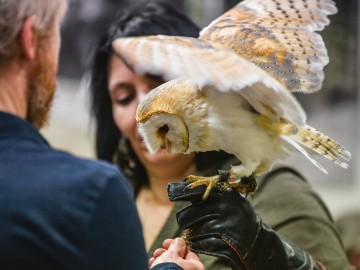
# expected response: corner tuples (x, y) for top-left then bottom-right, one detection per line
(0, 1), (201, 269)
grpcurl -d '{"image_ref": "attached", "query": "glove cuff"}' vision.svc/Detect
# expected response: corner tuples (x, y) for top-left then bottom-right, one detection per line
(243, 218), (327, 270)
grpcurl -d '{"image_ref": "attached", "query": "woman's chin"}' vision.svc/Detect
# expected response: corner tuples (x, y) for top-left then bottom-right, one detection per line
(143, 149), (183, 164)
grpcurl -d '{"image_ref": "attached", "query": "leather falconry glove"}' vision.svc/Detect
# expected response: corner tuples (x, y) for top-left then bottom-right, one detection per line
(167, 171), (326, 270)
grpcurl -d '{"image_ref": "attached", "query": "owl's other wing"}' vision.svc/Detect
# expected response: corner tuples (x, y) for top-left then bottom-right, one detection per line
(199, 0), (337, 93)
(112, 35), (306, 125)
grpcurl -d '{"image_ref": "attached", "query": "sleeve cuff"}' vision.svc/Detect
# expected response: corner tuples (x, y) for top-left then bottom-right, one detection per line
(151, 262), (184, 270)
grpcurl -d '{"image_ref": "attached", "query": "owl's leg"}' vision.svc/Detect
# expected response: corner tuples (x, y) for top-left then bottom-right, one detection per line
(229, 160), (274, 196)
(228, 176), (257, 197)
(185, 175), (219, 183)
(230, 160), (261, 178)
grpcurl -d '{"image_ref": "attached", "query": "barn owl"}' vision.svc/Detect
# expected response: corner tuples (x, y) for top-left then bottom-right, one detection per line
(112, 0), (351, 198)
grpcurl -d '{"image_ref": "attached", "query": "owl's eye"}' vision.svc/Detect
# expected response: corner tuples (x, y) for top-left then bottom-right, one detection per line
(158, 124), (169, 135)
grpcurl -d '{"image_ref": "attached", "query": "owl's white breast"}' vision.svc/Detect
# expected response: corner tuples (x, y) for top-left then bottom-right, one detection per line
(202, 86), (285, 164)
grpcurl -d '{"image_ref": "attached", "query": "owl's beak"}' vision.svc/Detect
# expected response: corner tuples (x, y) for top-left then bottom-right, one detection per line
(160, 139), (172, 153)
(158, 125), (171, 152)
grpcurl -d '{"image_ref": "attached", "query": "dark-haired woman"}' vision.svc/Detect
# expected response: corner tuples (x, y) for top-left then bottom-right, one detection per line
(88, 1), (352, 269)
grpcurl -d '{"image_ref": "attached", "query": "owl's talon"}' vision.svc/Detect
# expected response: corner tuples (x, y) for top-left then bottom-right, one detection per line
(184, 175), (220, 200)
(184, 171), (232, 200)
(184, 172), (256, 199)
(181, 229), (192, 245)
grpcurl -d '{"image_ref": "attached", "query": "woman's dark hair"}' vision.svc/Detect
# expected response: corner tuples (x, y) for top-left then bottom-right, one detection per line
(89, 0), (234, 195)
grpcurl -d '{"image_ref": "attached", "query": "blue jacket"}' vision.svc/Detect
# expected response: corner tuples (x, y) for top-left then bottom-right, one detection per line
(0, 112), (182, 270)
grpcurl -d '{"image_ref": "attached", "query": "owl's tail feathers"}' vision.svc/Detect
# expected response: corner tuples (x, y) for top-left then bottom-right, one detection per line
(280, 124), (351, 173)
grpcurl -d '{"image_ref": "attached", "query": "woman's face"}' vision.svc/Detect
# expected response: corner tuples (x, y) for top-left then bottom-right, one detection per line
(107, 54), (194, 168)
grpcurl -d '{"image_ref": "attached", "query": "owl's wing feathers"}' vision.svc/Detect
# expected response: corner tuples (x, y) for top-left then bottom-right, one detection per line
(113, 36), (237, 90)
(112, 36), (306, 125)
(199, 0), (337, 93)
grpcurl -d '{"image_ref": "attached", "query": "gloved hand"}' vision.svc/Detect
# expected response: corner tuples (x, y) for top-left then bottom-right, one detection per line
(167, 172), (326, 270)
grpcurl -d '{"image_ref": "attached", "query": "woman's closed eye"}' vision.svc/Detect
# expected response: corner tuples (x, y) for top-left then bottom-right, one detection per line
(116, 94), (134, 106)
(110, 83), (136, 106)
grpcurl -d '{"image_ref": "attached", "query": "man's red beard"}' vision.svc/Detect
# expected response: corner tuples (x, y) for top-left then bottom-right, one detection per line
(26, 39), (57, 129)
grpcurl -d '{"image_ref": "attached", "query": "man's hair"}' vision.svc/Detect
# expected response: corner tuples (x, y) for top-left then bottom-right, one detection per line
(0, 0), (62, 68)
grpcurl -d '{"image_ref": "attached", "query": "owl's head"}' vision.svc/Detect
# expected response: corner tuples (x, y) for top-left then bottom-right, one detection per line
(136, 78), (208, 154)
(137, 112), (189, 153)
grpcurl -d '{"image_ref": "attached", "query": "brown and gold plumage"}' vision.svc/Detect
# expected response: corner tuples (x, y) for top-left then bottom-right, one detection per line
(112, 0), (350, 198)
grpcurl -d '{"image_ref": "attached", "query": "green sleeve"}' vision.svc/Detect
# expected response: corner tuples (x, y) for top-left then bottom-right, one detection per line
(253, 167), (354, 270)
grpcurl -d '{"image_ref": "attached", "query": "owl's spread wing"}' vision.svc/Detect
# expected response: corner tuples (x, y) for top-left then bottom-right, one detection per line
(199, 0), (337, 93)
(112, 36), (306, 125)
(113, 36), (244, 90)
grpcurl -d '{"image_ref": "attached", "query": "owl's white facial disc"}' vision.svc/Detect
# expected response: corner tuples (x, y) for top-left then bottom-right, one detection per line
(138, 113), (189, 154)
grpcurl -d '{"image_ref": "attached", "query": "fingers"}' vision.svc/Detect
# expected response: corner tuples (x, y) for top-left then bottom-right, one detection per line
(148, 257), (155, 268)
(150, 238), (205, 270)
(162, 239), (173, 249)
(153, 248), (167, 259)
(167, 237), (187, 259)
(150, 238), (174, 264)
(149, 238), (189, 269)
(151, 238), (187, 260)
(149, 239), (174, 267)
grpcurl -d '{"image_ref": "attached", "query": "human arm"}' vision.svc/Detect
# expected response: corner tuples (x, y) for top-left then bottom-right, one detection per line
(83, 170), (191, 270)
(167, 176), (334, 270)
(253, 168), (355, 270)
(82, 171), (149, 270)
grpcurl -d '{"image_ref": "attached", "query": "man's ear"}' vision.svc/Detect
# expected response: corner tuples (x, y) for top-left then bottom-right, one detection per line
(20, 16), (37, 61)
